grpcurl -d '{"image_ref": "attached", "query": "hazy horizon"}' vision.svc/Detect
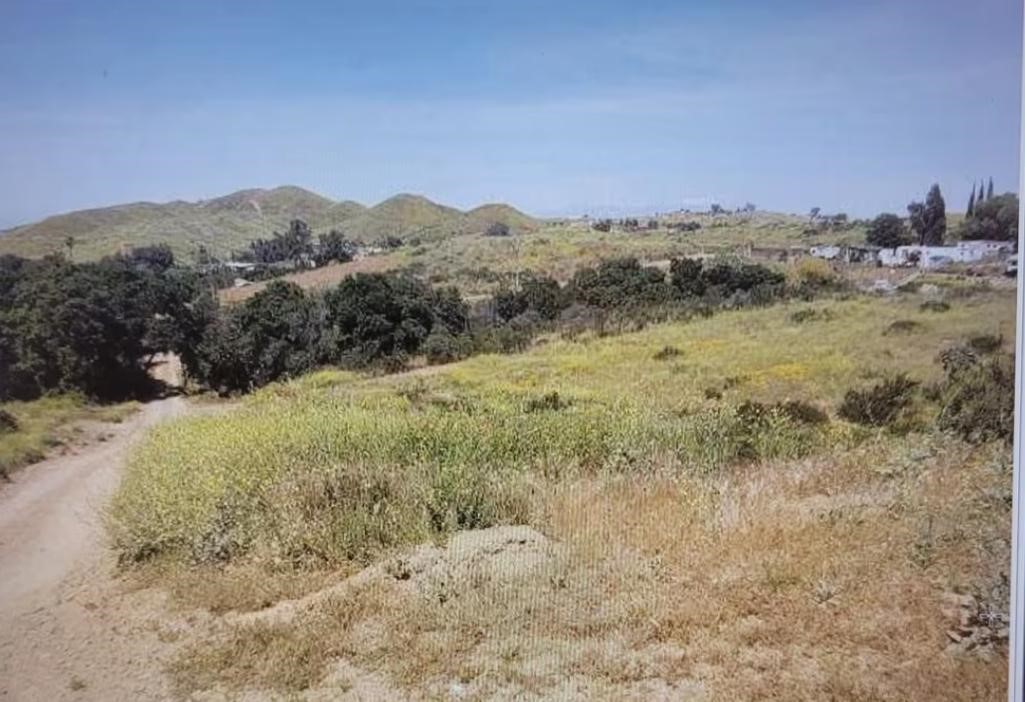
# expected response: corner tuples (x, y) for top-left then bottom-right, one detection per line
(1, 0), (1021, 229)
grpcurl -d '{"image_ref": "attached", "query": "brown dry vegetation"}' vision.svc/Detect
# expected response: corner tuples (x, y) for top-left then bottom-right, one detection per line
(217, 253), (403, 304)
(172, 435), (1009, 700)
(120, 284), (1016, 701)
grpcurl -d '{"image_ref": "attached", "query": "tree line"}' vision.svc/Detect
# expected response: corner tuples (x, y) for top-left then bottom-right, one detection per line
(0, 247), (809, 400)
(866, 182), (1018, 248)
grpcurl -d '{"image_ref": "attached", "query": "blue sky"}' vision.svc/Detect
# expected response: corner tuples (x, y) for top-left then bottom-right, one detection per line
(0, 0), (1021, 227)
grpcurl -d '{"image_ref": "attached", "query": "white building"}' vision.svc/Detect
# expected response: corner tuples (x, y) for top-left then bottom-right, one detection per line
(878, 240), (1013, 269)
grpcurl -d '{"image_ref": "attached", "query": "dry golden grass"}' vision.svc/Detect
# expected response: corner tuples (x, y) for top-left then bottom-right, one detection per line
(117, 284), (1014, 700)
(173, 434), (1009, 700)
(218, 253), (403, 305)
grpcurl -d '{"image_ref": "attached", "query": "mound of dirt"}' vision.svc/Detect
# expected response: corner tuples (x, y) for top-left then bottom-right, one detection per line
(238, 526), (560, 627)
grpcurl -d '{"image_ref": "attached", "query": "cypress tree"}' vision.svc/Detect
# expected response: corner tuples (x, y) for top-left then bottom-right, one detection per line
(967, 183), (976, 217)
(923, 184), (946, 245)
(987, 177), (994, 200)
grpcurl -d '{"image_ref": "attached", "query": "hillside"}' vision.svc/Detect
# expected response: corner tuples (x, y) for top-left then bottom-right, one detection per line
(0, 187), (539, 262)
(110, 286), (1015, 700)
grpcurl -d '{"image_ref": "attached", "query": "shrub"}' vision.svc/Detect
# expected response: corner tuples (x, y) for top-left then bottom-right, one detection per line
(669, 258), (706, 298)
(884, 319), (923, 335)
(423, 329), (470, 366)
(704, 387), (723, 400)
(525, 391), (571, 413)
(0, 409), (18, 434)
(866, 213), (913, 248)
(968, 334), (1003, 355)
(919, 300), (950, 313)
(484, 222), (511, 237)
(737, 399), (828, 427)
(789, 308), (833, 324)
(569, 258), (670, 309)
(653, 345), (682, 361)
(732, 401), (825, 460)
(838, 374), (919, 427)
(791, 258), (837, 289)
(938, 353), (1014, 443)
(777, 400), (830, 426)
(937, 345), (979, 377)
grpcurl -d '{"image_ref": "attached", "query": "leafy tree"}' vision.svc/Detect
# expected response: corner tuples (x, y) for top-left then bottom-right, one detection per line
(323, 273), (460, 366)
(521, 272), (569, 320)
(669, 257), (706, 298)
(494, 273), (567, 322)
(126, 244), (175, 273)
(495, 287), (528, 322)
(569, 258), (670, 309)
(699, 259), (785, 296)
(907, 185), (945, 245)
(316, 230), (356, 265)
(485, 222), (511, 237)
(866, 213), (912, 248)
(0, 256), (208, 400)
(959, 193), (1019, 241)
(809, 207), (821, 220)
(591, 219), (612, 233)
(247, 219), (314, 264)
(190, 281), (321, 393)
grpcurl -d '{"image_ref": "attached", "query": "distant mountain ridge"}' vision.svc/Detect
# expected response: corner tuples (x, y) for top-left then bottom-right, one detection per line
(0, 186), (539, 261)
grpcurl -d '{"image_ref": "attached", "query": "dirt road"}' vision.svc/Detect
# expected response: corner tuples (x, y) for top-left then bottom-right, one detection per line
(0, 397), (188, 701)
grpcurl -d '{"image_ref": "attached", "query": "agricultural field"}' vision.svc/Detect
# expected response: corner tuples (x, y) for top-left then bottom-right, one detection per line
(109, 282), (1015, 700)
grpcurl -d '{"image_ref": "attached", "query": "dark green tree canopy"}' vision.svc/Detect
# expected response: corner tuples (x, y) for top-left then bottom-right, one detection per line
(568, 258), (671, 309)
(0, 255), (212, 401)
(907, 184), (946, 245)
(960, 193), (1019, 241)
(866, 213), (913, 248)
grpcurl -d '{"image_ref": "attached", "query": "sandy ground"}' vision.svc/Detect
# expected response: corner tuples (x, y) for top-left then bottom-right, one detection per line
(0, 398), (188, 701)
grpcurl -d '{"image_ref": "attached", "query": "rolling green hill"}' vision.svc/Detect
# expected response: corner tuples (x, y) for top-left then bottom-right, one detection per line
(0, 186), (539, 261)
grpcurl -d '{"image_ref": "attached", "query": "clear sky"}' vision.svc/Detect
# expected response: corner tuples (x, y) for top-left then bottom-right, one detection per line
(0, 0), (1021, 227)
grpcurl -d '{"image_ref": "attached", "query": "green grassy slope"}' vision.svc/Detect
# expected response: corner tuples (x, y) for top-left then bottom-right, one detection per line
(0, 187), (540, 262)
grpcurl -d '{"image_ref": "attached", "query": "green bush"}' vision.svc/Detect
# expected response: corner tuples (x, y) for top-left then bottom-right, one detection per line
(838, 374), (919, 428)
(524, 391), (571, 413)
(919, 300), (950, 313)
(653, 345), (682, 361)
(423, 329), (470, 365)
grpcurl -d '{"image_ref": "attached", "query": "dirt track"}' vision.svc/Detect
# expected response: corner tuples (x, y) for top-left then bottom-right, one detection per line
(0, 398), (187, 701)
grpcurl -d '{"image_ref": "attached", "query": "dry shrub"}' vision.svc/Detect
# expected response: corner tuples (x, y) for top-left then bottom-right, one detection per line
(838, 374), (919, 428)
(885, 319), (924, 335)
(967, 334), (1003, 355)
(938, 353), (1014, 444)
(652, 345), (682, 361)
(0, 409), (18, 434)
(789, 308), (834, 324)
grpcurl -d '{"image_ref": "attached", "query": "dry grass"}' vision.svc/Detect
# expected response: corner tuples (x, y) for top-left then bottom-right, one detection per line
(218, 253), (403, 305)
(114, 285), (1014, 700)
(0, 394), (137, 477)
(173, 434), (1010, 700)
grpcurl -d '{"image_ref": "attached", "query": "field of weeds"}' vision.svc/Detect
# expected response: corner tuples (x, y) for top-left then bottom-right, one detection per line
(110, 285), (1016, 700)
